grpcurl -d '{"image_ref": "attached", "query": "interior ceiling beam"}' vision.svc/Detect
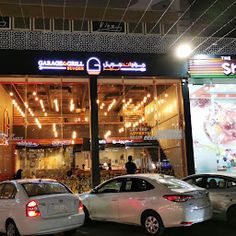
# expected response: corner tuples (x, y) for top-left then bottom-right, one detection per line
(0, 4), (178, 23)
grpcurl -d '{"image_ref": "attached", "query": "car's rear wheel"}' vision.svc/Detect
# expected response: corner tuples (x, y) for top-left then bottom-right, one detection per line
(6, 220), (19, 236)
(142, 211), (164, 235)
(227, 205), (236, 227)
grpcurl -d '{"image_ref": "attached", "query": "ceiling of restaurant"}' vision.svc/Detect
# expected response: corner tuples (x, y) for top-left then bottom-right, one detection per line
(0, 0), (235, 37)
(3, 81), (171, 128)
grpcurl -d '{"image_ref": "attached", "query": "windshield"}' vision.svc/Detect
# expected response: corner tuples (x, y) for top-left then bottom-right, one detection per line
(22, 182), (72, 197)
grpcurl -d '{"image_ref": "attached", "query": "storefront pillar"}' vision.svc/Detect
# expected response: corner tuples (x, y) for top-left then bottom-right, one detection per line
(182, 80), (195, 175)
(89, 77), (100, 187)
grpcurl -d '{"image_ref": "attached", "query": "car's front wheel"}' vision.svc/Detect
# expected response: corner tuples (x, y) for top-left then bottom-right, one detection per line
(142, 211), (164, 235)
(6, 220), (19, 236)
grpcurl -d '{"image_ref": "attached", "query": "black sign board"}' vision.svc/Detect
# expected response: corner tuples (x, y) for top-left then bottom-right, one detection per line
(92, 21), (125, 33)
(0, 49), (187, 77)
(0, 17), (10, 29)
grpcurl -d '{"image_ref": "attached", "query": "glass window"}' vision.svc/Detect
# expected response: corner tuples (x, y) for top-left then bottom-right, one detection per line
(146, 22), (161, 34)
(125, 178), (154, 192)
(22, 181), (71, 197)
(185, 176), (208, 188)
(73, 20), (89, 32)
(97, 80), (185, 178)
(1, 183), (16, 199)
(227, 180), (236, 188)
(156, 177), (194, 190)
(0, 16), (11, 29)
(206, 177), (227, 189)
(34, 18), (51, 30)
(128, 22), (143, 34)
(163, 23), (177, 34)
(54, 19), (70, 31)
(97, 179), (123, 193)
(14, 17), (31, 29)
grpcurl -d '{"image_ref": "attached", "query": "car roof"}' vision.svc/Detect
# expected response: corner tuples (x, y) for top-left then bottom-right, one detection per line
(184, 172), (236, 179)
(1, 179), (57, 184)
(115, 173), (174, 180)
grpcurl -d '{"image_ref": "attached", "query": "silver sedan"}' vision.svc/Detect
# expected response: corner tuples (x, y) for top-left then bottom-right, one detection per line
(183, 172), (236, 225)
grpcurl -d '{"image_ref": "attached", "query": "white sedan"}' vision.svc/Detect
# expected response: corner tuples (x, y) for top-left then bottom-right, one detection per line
(80, 174), (212, 235)
(183, 172), (236, 225)
(0, 179), (84, 236)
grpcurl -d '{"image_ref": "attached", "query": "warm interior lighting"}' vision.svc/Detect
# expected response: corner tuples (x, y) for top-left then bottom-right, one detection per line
(72, 131), (77, 139)
(24, 102), (29, 109)
(9, 92), (13, 96)
(104, 130), (111, 139)
(35, 118), (42, 129)
(52, 123), (56, 132)
(53, 99), (59, 112)
(70, 99), (75, 112)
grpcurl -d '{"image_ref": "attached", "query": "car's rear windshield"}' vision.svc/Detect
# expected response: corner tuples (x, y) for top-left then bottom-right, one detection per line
(22, 182), (72, 197)
(154, 177), (194, 190)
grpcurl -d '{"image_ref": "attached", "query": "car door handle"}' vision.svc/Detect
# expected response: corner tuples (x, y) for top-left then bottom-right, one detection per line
(111, 199), (118, 202)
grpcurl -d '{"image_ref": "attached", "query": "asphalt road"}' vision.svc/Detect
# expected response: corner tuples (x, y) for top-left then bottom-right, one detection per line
(57, 220), (235, 236)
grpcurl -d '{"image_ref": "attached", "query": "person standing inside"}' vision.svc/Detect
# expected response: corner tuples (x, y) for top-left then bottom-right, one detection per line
(125, 155), (137, 174)
(14, 169), (23, 179)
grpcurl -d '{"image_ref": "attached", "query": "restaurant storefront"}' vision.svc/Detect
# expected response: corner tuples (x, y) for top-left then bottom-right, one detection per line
(0, 49), (189, 190)
(188, 55), (236, 174)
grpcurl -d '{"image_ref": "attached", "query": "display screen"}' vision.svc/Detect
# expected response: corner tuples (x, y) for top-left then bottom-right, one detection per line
(189, 84), (236, 173)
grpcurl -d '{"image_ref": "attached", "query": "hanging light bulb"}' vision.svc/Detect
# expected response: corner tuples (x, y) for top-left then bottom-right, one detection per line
(9, 92), (13, 96)
(72, 131), (77, 139)
(54, 99), (59, 112)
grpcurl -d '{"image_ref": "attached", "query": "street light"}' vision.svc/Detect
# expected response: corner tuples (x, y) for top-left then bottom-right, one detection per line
(176, 43), (192, 59)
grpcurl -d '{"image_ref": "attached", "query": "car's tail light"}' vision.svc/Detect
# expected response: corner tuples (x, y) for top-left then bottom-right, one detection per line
(181, 221), (193, 225)
(78, 200), (83, 212)
(163, 195), (193, 202)
(26, 200), (41, 217)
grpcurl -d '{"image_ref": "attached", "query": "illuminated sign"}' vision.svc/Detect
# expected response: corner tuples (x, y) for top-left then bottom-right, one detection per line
(222, 62), (236, 76)
(38, 60), (84, 71)
(86, 57), (101, 75)
(189, 55), (236, 79)
(16, 141), (39, 147)
(38, 57), (146, 75)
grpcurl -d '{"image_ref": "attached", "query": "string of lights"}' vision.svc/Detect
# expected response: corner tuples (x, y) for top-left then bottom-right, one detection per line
(169, 0), (219, 49)
(192, 16), (236, 53)
(132, 0), (154, 33)
(148, 0), (176, 34)
(80, 0), (88, 31)
(191, 0), (236, 41)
